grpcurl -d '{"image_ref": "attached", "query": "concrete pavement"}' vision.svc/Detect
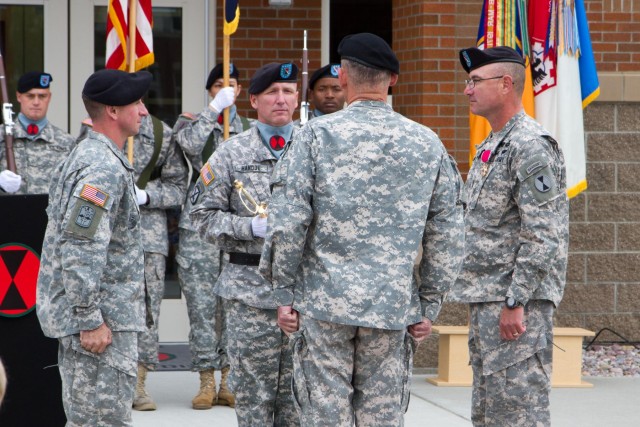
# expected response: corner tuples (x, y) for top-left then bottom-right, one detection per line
(132, 370), (640, 426)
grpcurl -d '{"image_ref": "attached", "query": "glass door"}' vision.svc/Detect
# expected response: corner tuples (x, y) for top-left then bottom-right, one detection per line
(0, 0), (68, 131)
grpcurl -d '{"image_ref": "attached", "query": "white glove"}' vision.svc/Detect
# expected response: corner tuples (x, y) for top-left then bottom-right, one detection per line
(209, 87), (236, 113)
(0, 170), (22, 193)
(135, 185), (149, 205)
(251, 215), (268, 239)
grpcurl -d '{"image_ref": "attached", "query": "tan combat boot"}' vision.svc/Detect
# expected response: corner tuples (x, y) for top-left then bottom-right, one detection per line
(133, 364), (157, 411)
(192, 369), (217, 410)
(217, 366), (235, 408)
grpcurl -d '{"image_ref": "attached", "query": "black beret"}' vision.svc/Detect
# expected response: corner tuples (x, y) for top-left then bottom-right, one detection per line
(82, 69), (152, 106)
(206, 63), (240, 90)
(309, 64), (341, 89)
(459, 46), (526, 73)
(338, 33), (399, 74)
(17, 71), (52, 93)
(249, 62), (298, 95)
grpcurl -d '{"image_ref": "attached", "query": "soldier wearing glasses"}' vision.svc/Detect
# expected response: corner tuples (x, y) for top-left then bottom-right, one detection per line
(451, 46), (569, 426)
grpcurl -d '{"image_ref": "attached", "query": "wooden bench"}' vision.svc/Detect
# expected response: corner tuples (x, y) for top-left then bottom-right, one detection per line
(426, 326), (595, 388)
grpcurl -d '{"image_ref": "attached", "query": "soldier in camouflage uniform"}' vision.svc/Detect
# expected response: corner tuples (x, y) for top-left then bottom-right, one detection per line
(128, 113), (189, 410)
(307, 63), (345, 120)
(190, 62), (301, 426)
(173, 63), (253, 409)
(0, 71), (74, 194)
(451, 46), (569, 427)
(36, 69), (152, 427)
(259, 33), (465, 427)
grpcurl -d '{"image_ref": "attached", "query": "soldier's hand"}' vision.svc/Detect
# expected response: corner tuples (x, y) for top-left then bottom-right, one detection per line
(135, 185), (149, 205)
(277, 305), (299, 335)
(251, 215), (268, 238)
(499, 306), (526, 341)
(80, 323), (113, 354)
(408, 318), (433, 344)
(0, 170), (22, 193)
(209, 87), (236, 114)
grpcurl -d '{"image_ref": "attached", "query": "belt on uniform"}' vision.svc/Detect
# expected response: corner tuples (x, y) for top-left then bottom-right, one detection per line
(228, 252), (261, 266)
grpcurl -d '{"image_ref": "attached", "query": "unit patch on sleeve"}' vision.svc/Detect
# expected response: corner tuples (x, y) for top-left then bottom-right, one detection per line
(65, 199), (106, 239)
(190, 182), (204, 205)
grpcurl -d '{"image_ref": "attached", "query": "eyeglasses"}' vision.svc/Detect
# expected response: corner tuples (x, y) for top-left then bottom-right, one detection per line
(464, 75), (505, 89)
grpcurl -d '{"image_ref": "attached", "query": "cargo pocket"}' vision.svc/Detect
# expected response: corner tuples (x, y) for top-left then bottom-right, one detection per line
(401, 333), (417, 413)
(290, 329), (311, 416)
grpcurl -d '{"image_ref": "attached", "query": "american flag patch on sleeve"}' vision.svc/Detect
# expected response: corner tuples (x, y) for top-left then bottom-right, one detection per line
(80, 184), (109, 207)
(201, 163), (215, 186)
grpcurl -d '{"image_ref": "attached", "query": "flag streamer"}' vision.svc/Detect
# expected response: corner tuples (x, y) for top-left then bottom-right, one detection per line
(468, 0), (598, 199)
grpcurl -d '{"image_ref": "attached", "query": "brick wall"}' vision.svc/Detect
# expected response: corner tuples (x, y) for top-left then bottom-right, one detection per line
(555, 103), (640, 341)
(586, 0), (640, 72)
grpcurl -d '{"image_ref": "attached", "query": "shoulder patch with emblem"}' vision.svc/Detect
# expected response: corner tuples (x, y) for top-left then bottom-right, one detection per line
(66, 199), (106, 239)
(190, 182), (204, 205)
(534, 174), (553, 193)
(200, 163), (215, 186)
(80, 184), (109, 207)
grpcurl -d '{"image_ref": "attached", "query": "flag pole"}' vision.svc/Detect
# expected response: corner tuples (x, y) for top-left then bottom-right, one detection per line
(127, 0), (138, 165)
(222, 1), (231, 141)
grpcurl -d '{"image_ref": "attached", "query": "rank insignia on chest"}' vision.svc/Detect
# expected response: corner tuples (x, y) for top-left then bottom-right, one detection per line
(80, 184), (109, 207)
(200, 163), (215, 186)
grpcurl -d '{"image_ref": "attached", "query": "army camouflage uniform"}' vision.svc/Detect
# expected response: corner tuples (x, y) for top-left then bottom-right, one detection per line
(451, 111), (569, 427)
(259, 100), (465, 427)
(0, 120), (75, 194)
(173, 108), (252, 372)
(36, 129), (146, 426)
(189, 126), (300, 426)
(127, 114), (188, 370)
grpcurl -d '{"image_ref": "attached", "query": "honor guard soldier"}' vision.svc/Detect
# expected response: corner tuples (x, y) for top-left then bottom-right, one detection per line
(128, 114), (189, 411)
(36, 69), (152, 426)
(0, 72), (74, 194)
(189, 62), (301, 426)
(173, 63), (253, 409)
(307, 63), (345, 119)
(259, 33), (465, 427)
(451, 46), (569, 426)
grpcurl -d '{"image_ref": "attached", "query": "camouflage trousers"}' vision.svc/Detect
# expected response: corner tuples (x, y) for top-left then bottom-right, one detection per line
(58, 332), (138, 426)
(292, 314), (415, 427)
(137, 252), (166, 368)
(225, 299), (299, 427)
(469, 300), (554, 427)
(177, 228), (228, 371)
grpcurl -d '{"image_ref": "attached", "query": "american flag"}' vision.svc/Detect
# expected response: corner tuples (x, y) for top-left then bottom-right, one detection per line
(80, 184), (109, 207)
(201, 164), (215, 186)
(106, 0), (154, 71)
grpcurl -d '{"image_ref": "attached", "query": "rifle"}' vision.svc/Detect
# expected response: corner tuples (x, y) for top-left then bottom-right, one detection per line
(299, 30), (309, 125)
(0, 46), (16, 172)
